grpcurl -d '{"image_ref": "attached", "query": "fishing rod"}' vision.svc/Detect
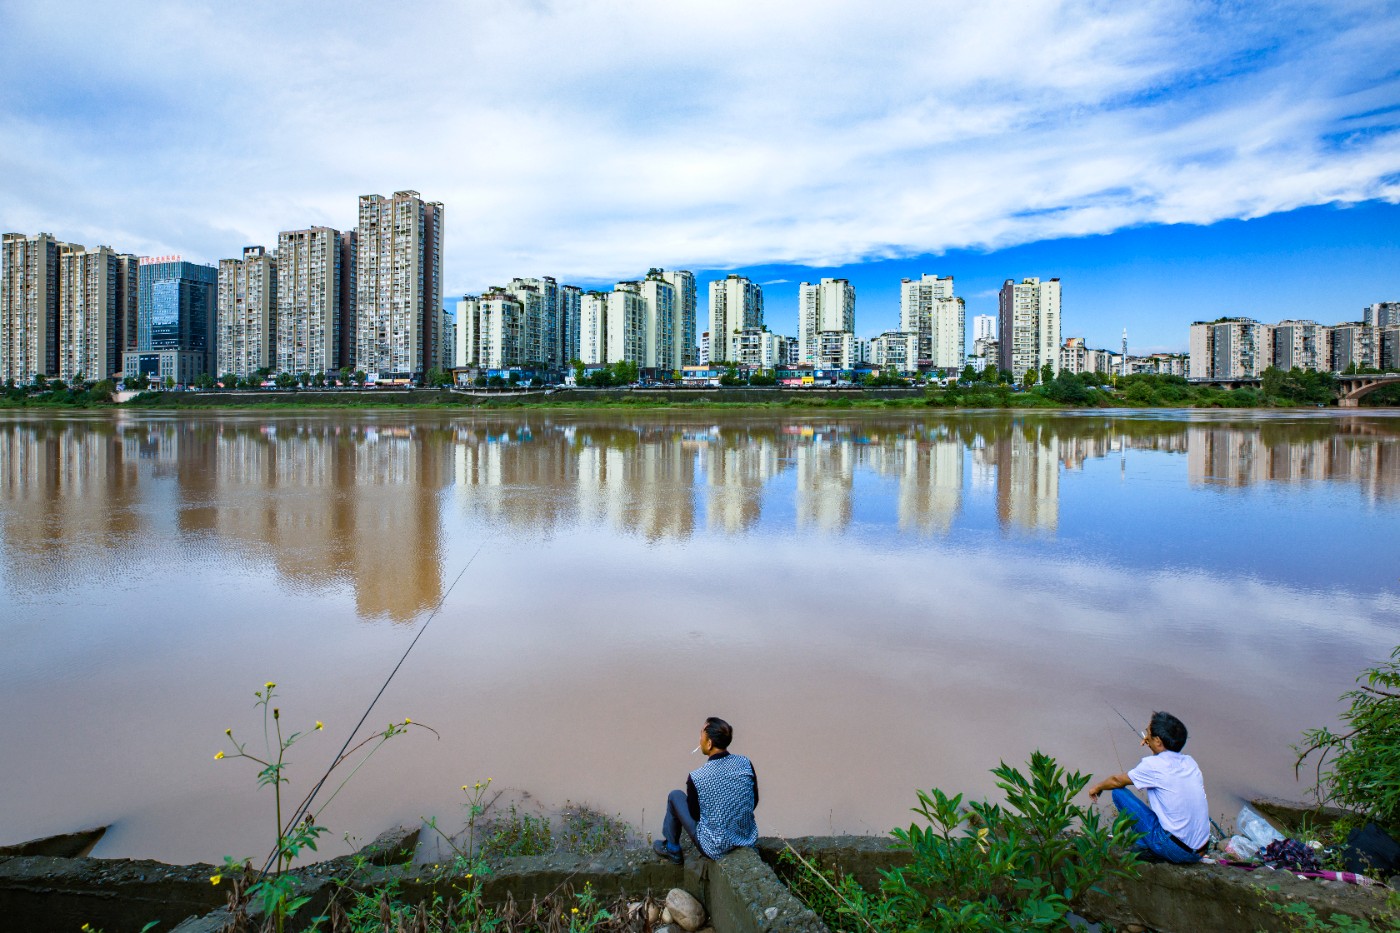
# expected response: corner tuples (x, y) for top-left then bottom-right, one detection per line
(258, 541), (486, 876)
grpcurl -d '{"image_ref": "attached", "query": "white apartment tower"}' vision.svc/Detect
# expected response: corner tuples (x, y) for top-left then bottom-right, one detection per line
(798, 278), (856, 367)
(708, 275), (763, 364)
(579, 292), (608, 364)
(477, 290), (523, 369)
(217, 246), (278, 378)
(974, 314), (996, 342)
(506, 277), (559, 367)
(355, 191), (443, 379)
(997, 277), (1061, 379)
(276, 227), (344, 376)
(455, 296), (480, 366)
(640, 273), (677, 370)
(606, 282), (647, 365)
(899, 274), (964, 369)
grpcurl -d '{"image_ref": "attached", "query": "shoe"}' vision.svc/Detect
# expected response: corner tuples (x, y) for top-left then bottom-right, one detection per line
(652, 840), (683, 865)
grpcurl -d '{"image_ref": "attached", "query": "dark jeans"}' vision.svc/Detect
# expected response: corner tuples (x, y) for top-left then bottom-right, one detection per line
(662, 789), (702, 854)
(1111, 788), (1201, 864)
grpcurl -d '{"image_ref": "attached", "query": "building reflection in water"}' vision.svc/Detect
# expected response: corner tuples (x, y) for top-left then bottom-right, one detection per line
(2, 414), (1398, 617)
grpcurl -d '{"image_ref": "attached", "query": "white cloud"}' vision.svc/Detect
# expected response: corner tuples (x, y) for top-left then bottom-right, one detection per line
(0, 0), (1397, 293)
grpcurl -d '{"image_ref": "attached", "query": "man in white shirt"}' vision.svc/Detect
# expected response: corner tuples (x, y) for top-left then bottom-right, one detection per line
(1088, 711), (1209, 864)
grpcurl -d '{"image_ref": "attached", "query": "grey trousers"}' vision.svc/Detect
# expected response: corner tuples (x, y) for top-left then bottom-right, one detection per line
(662, 788), (702, 853)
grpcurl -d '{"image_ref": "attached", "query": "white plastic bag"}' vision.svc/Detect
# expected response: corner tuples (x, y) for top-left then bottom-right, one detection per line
(1224, 834), (1260, 861)
(1237, 804), (1285, 849)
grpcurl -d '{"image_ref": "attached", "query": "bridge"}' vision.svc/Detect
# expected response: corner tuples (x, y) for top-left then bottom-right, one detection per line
(1336, 373), (1400, 407)
(1186, 373), (1400, 405)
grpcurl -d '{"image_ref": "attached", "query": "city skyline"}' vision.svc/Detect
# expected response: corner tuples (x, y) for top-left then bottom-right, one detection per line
(2, 3), (1397, 355)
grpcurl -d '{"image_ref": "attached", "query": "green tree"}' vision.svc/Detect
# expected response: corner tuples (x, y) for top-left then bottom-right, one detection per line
(338, 366), (352, 387)
(297, 372), (311, 387)
(312, 372), (326, 388)
(719, 366), (744, 386)
(194, 372), (216, 390)
(960, 363), (978, 383)
(487, 375), (507, 388)
(1041, 361), (1054, 385)
(473, 375), (488, 387)
(164, 375), (175, 390)
(221, 372), (238, 389)
(353, 370), (367, 387)
(1022, 368), (1038, 388)
(90, 380), (115, 402)
(276, 372), (295, 389)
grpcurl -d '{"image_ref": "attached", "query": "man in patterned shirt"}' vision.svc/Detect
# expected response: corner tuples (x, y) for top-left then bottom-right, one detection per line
(653, 716), (759, 864)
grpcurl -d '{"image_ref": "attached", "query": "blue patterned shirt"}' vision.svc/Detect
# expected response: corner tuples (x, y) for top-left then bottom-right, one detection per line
(687, 751), (759, 857)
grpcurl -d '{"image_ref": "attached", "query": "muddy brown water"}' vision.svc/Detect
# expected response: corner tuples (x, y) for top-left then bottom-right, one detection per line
(1, 408), (1397, 865)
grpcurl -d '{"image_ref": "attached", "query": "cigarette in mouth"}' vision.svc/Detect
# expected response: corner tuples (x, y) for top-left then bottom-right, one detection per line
(692, 746), (701, 754)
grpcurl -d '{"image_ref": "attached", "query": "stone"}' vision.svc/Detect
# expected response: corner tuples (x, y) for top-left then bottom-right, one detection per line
(661, 906), (674, 923)
(764, 906), (780, 921)
(665, 887), (707, 931)
(646, 902), (663, 923)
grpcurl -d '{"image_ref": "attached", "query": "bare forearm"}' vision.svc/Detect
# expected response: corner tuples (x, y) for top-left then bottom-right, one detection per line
(1088, 773), (1132, 800)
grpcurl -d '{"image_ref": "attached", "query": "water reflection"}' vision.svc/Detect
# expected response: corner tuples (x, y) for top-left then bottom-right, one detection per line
(2, 410), (1399, 862)
(2, 413), (1398, 614)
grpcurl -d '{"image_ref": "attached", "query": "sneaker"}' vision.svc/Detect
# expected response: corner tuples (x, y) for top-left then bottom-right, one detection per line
(652, 840), (683, 865)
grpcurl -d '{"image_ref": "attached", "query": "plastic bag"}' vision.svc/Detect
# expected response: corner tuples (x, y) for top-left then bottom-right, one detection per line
(1238, 804), (1285, 849)
(1224, 834), (1260, 861)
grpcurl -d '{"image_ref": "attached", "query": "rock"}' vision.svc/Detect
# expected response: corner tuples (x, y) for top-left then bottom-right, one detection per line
(654, 925), (679, 933)
(764, 907), (779, 921)
(627, 901), (644, 919)
(646, 902), (663, 923)
(0, 826), (108, 858)
(662, 907), (674, 923)
(666, 888), (707, 931)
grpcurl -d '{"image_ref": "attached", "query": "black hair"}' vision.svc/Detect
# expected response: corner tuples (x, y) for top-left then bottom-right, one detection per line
(704, 716), (733, 750)
(1150, 711), (1188, 752)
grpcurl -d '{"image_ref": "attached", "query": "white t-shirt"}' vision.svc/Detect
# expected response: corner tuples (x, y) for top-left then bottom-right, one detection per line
(1128, 750), (1209, 849)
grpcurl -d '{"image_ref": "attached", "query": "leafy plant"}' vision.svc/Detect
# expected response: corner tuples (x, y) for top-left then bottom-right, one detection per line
(1296, 646), (1400, 832)
(783, 752), (1140, 932)
(214, 682), (430, 932)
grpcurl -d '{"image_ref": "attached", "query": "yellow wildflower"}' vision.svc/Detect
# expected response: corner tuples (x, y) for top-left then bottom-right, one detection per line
(214, 751), (224, 760)
(224, 728), (232, 736)
(315, 721), (324, 731)
(265, 681), (276, 689)
(465, 873), (473, 879)
(571, 907), (580, 914)
(211, 873), (222, 885)
(404, 717), (412, 725)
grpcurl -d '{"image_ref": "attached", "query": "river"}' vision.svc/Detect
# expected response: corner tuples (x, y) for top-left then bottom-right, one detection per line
(1, 408), (1397, 865)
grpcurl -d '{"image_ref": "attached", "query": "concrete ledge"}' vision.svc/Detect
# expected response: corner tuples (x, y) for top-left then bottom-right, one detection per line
(761, 835), (1396, 933)
(0, 854), (226, 932)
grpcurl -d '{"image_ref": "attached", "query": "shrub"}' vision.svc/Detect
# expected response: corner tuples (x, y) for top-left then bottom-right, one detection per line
(1296, 646), (1400, 833)
(784, 752), (1139, 932)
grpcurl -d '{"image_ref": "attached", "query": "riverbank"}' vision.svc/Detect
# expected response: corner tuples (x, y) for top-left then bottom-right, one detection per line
(2, 383), (1396, 411)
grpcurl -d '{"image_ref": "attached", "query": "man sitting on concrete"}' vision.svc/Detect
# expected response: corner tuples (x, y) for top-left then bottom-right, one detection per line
(1088, 710), (1209, 864)
(653, 716), (758, 864)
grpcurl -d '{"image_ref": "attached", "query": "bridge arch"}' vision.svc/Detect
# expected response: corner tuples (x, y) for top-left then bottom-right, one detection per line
(1337, 374), (1400, 407)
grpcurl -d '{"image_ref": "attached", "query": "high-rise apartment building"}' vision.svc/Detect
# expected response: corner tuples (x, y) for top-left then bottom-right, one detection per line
(276, 227), (344, 376)
(504, 277), (560, 367)
(1188, 318), (1266, 379)
(337, 230), (357, 371)
(1364, 302), (1399, 327)
(1, 232), (60, 382)
(441, 307), (455, 370)
(127, 257), (218, 384)
(1269, 320), (1331, 372)
(606, 282), (646, 365)
(560, 285), (582, 365)
(455, 296), (480, 366)
(708, 275), (763, 363)
(997, 277), (1061, 379)
(56, 244), (131, 382)
(974, 314), (996, 342)
(899, 274), (963, 369)
(579, 292), (607, 364)
(477, 289), (523, 369)
(1329, 322), (1375, 371)
(355, 190), (443, 379)
(217, 246), (278, 378)
(798, 278), (855, 367)
(639, 274), (676, 370)
(872, 330), (920, 374)
(659, 270), (697, 367)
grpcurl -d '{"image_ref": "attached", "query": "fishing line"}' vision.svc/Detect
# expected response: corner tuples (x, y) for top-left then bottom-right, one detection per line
(1108, 702), (1144, 739)
(259, 540), (486, 876)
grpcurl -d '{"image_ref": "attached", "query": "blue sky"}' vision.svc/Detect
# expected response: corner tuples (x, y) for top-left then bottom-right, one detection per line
(2, 1), (1399, 355)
